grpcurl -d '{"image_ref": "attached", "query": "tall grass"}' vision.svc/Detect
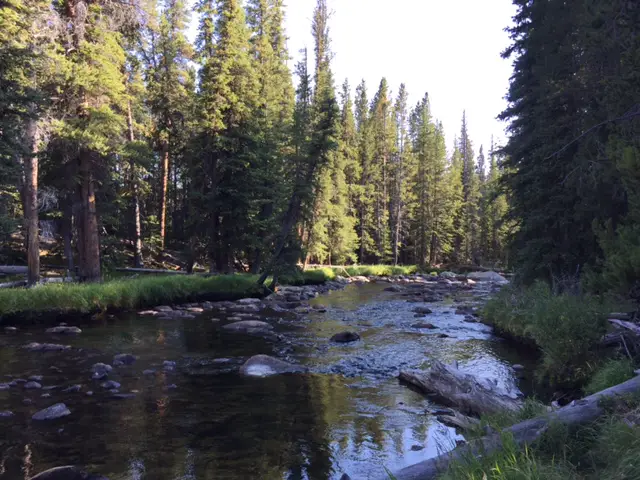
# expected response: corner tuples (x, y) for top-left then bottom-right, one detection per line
(483, 282), (609, 386)
(0, 274), (264, 320)
(584, 358), (635, 395)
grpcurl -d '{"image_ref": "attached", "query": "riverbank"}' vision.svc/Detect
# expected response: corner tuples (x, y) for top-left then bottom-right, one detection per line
(0, 265), (418, 325)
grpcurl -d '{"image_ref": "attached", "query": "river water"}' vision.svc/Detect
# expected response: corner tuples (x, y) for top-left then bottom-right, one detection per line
(0, 280), (532, 480)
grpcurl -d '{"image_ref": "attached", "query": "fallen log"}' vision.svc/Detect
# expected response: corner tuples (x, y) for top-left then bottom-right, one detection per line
(437, 410), (481, 431)
(0, 265), (28, 275)
(0, 280), (28, 289)
(399, 360), (523, 416)
(384, 374), (640, 480)
(609, 318), (640, 336)
(115, 268), (188, 275)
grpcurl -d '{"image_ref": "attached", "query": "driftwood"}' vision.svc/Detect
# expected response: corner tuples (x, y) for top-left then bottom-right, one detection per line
(437, 410), (481, 431)
(399, 361), (523, 416)
(386, 374), (640, 480)
(115, 268), (188, 275)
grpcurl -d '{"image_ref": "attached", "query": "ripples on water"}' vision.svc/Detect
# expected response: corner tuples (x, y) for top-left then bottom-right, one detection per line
(0, 282), (532, 479)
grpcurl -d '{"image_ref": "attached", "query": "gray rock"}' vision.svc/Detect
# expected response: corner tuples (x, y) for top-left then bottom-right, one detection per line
(222, 320), (274, 333)
(142, 369), (156, 376)
(0, 383), (10, 390)
(4, 326), (17, 333)
(111, 393), (136, 400)
(240, 355), (305, 377)
(236, 298), (261, 305)
(163, 360), (176, 372)
(330, 331), (361, 343)
(23, 398), (33, 405)
(28, 375), (43, 382)
(440, 271), (457, 279)
(90, 363), (113, 380)
(45, 326), (82, 335)
(463, 316), (478, 323)
(154, 305), (174, 312)
(23, 343), (71, 352)
(86, 391), (93, 396)
(32, 403), (71, 421)
(100, 380), (121, 389)
(413, 306), (433, 315)
(28, 465), (109, 480)
(410, 444), (425, 451)
(339, 475), (352, 480)
(113, 354), (136, 366)
(62, 384), (82, 393)
(0, 411), (14, 418)
(163, 384), (177, 391)
(41, 393), (51, 398)
(24, 381), (42, 389)
(512, 364), (525, 372)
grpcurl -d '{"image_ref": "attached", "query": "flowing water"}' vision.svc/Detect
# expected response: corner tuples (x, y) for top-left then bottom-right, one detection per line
(0, 281), (534, 480)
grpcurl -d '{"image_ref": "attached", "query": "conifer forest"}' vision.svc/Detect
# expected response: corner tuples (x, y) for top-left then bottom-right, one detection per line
(0, 0), (510, 283)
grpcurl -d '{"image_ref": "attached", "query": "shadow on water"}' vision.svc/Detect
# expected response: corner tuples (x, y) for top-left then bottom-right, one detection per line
(0, 282), (533, 480)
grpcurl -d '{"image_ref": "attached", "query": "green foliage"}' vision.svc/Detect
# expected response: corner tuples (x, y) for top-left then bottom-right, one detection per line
(483, 282), (609, 386)
(584, 358), (635, 396)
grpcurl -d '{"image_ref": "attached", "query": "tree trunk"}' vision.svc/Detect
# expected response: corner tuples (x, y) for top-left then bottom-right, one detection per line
(159, 141), (169, 251)
(399, 361), (523, 416)
(23, 117), (40, 286)
(78, 151), (101, 282)
(385, 374), (640, 480)
(62, 197), (75, 275)
(127, 101), (143, 268)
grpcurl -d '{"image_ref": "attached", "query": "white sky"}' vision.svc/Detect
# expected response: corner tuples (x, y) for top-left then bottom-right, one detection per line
(284, 0), (517, 156)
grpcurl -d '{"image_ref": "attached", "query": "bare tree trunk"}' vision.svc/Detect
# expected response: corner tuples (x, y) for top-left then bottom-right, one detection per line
(23, 117), (40, 286)
(79, 152), (100, 282)
(62, 198), (74, 274)
(127, 101), (143, 268)
(159, 142), (169, 251)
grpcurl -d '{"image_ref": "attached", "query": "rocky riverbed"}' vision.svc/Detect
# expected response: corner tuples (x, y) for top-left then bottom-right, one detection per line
(0, 272), (530, 480)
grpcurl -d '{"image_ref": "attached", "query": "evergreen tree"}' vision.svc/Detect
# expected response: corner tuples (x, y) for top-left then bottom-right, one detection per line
(458, 112), (480, 264)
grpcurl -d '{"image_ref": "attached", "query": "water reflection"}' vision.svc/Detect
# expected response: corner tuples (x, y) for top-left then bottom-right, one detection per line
(0, 283), (529, 480)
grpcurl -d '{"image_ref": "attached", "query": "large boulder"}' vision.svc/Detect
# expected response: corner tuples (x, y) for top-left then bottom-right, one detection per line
(467, 271), (508, 283)
(29, 466), (108, 480)
(32, 403), (71, 421)
(240, 355), (305, 377)
(90, 363), (113, 380)
(330, 332), (361, 343)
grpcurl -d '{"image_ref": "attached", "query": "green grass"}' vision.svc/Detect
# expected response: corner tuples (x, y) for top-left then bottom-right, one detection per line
(584, 358), (636, 395)
(0, 274), (265, 320)
(482, 282), (610, 387)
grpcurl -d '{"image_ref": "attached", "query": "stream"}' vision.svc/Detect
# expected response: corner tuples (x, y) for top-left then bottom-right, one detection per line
(0, 277), (534, 480)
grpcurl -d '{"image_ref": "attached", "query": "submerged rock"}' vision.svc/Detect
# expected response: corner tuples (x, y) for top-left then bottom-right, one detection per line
(28, 375), (43, 382)
(32, 403), (71, 421)
(330, 332), (361, 343)
(4, 326), (17, 333)
(222, 320), (274, 333)
(90, 363), (113, 380)
(0, 411), (14, 418)
(113, 354), (136, 366)
(24, 343), (71, 352)
(62, 384), (82, 393)
(45, 326), (82, 335)
(154, 305), (174, 312)
(236, 298), (261, 305)
(24, 381), (42, 389)
(411, 322), (437, 330)
(0, 383), (10, 390)
(28, 465), (109, 480)
(240, 355), (305, 377)
(101, 380), (121, 390)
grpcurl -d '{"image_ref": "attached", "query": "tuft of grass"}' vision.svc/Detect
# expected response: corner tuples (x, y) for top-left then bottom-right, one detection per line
(483, 282), (610, 387)
(467, 399), (548, 440)
(0, 274), (264, 320)
(330, 264), (418, 277)
(584, 358), (636, 396)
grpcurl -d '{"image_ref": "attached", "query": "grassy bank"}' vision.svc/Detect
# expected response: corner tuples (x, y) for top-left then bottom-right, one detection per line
(440, 394), (640, 480)
(0, 264), (419, 322)
(482, 282), (615, 388)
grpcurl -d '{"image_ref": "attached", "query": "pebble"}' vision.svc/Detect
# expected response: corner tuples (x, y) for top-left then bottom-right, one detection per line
(22, 398), (33, 406)
(113, 353), (137, 366)
(143, 369), (156, 376)
(163, 360), (177, 371)
(24, 381), (42, 390)
(62, 384), (82, 393)
(41, 393), (51, 398)
(4, 327), (17, 333)
(28, 375), (43, 382)
(45, 326), (82, 335)
(0, 384), (10, 391)
(86, 391), (94, 396)
(0, 411), (14, 418)
(101, 380), (121, 390)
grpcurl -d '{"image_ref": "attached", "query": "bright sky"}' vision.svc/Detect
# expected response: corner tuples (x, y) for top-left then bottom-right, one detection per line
(284, 0), (517, 156)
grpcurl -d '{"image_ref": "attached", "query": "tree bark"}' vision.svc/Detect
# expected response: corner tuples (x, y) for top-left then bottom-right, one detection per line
(385, 374), (640, 480)
(159, 141), (170, 251)
(62, 198), (74, 275)
(23, 117), (40, 286)
(78, 151), (100, 282)
(399, 361), (523, 416)
(127, 100), (143, 268)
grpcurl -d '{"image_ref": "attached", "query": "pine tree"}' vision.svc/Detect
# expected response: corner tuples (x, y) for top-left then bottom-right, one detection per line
(458, 111), (480, 264)
(476, 144), (490, 263)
